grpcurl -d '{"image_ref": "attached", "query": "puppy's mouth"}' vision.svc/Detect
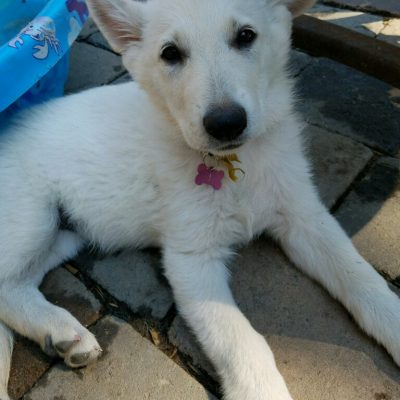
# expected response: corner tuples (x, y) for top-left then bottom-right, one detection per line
(207, 140), (245, 155)
(217, 143), (243, 151)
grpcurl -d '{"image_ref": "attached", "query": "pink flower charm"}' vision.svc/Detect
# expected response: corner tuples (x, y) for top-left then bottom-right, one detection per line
(195, 163), (224, 190)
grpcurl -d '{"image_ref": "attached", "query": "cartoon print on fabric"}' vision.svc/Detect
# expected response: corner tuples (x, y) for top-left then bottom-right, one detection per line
(68, 17), (81, 46)
(66, 0), (89, 24)
(8, 17), (60, 60)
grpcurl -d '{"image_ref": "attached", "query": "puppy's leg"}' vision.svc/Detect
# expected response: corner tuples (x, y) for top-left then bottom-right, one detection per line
(164, 248), (294, 400)
(0, 322), (12, 400)
(0, 230), (101, 368)
(270, 167), (400, 366)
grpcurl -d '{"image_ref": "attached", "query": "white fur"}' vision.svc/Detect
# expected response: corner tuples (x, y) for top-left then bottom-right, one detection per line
(0, 322), (12, 400)
(0, 0), (399, 399)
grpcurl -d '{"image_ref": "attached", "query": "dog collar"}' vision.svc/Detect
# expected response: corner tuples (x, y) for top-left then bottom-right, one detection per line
(195, 153), (244, 190)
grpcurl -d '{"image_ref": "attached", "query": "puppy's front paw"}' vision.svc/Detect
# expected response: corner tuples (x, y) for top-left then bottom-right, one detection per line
(63, 330), (102, 368)
(42, 326), (102, 368)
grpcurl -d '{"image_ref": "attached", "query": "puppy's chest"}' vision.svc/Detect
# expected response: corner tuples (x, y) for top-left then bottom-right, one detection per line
(159, 153), (278, 246)
(224, 177), (274, 238)
(182, 171), (276, 245)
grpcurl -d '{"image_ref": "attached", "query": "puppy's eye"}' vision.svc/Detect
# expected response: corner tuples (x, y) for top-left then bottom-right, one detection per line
(161, 44), (183, 64)
(235, 27), (257, 49)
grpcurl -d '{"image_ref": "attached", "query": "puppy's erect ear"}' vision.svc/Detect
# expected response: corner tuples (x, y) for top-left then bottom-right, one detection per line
(275, 0), (316, 17)
(86, 0), (145, 54)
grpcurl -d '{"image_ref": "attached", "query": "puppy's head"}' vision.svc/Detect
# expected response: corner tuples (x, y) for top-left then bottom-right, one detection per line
(87, 0), (315, 154)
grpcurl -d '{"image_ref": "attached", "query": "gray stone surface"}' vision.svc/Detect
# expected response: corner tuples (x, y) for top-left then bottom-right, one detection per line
(307, 125), (373, 208)
(78, 17), (99, 40)
(86, 31), (115, 53)
(24, 316), (216, 400)
(307, 3), (399, 47)
(40, 267), (102, 325)
(322, 0), (400, 18)
(9, 338), (51, 400)
(378, 18), (400, 46)
(9, 267), (102, 400)
(289, 50), (313, 77)
(296, 56), (400, 156)
(169, 238), (400, 400)
(363, 19), (387, 37)
(113, 73), (133, 85)
(389, 87), (400, 110)
(65, 42), (125, 93)
(336, 157), (400, 279)
(78, 250), (173, 319)
(307, 4), (383, 36)
(169, 317), (218, 380)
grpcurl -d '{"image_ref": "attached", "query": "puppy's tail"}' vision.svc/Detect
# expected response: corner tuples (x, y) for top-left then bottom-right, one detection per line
(0, 321), (12, 400)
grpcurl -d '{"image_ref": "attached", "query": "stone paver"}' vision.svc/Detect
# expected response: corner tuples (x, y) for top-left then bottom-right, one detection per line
(9, 267), (101, 400)
(40, 267), (102, 325)
(77, 250), (173, 319)
(86, 31), (115, 53)
(306, 2), (400, 50)
(65, 42), (125, 93)
(112, 73), (133, 85)
(378, 18), (400, 46)
(307, 125), (373, 208)
(169, 238), (400, 400)
(389, 88), (400, 110)
(336, 157), (400, 280)
(362, 19), (388, 37)
(322, 0), (400, 18)
(169, 317), (217, 380)
(307, 4), (383, 37)
(8, 338), (50, 400)
(78, 17), (99, 40)
(289, 50), (313, 76)
(24, 316), (216, 400)
(296, 56), (400, 156)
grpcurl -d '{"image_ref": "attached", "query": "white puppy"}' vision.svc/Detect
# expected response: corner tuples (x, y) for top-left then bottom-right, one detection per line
(0, 0), (399, 399)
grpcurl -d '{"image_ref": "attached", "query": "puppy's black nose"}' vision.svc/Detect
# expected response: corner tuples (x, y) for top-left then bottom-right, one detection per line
(203, 103), (247, 142)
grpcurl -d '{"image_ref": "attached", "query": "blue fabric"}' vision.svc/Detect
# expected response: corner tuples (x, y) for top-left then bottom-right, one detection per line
(0, 0), (88, 113)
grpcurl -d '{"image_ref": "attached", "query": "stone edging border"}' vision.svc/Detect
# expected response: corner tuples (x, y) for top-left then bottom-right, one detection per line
(293, 15), (400, 88)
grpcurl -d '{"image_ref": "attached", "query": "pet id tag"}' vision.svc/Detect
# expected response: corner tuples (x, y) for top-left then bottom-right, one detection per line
(195, 164), (224, 190)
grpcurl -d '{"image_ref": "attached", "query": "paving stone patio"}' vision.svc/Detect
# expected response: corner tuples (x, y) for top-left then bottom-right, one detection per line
(6, 16), (400, 400)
